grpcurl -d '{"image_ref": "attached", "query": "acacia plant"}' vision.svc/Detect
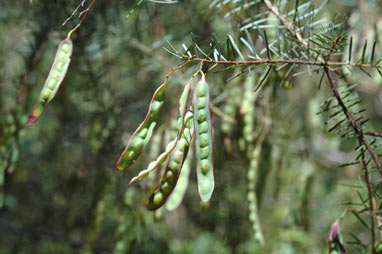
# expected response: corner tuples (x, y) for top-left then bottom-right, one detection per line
(2, 0), (382, 253)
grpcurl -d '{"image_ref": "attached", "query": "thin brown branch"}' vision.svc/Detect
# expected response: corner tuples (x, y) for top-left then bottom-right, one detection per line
(62, 0), (87, 26)
(366, 131), (382, 138)
(324, 67), (382, 177)
(67, 0), (96, 37)
(185, 57), (382, 69)
(361, 149), (376, 254)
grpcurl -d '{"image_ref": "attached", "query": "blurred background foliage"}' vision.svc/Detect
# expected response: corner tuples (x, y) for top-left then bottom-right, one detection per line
(1, 0), (382, 253)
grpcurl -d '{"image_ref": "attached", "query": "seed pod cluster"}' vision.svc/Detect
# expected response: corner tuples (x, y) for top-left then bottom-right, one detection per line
(193, 75), (215, 203)
(116, 82), (167, 170)
(27, 37), (73, 125)
(247, 146), (265, 245)
(129, 81), (192, 183)
(146, 111), (194, 211)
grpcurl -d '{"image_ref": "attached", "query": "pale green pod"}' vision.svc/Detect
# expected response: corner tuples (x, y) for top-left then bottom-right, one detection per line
(27, 37), (73, 125)
(193, 75), (215, 203)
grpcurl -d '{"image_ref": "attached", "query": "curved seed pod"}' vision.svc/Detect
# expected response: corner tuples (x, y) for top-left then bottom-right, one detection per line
(129, 81), (192, 183)
(193, 75), (215, 203)
(145, 112), (194, 211)
(27, 37), (73, 125)
(116, 80), (167, 170)
(166, 148), (192, 211)
(247, 145), (264, 246)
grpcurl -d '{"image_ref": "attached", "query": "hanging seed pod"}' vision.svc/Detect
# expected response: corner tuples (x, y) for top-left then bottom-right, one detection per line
(241, 73), (257, 145)
(116, 80), (168, 170)
(27, 37), (73, 125)
(247, 145), (265, 246)
(129, 80), (192, 183)
(193, 75), (215, 203)
(145, 112), (194, 211)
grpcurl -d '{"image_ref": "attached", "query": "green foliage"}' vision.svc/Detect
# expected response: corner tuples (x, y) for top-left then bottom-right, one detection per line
(1, 0), (382, 253)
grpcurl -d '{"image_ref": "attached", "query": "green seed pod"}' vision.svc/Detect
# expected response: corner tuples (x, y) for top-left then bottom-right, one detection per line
(193, 75), (215, 203)
(27, 38), (73, 125)
(27, 37), (73, 125)
(116, 80), (168, 170)
(145, 112), (194, 211)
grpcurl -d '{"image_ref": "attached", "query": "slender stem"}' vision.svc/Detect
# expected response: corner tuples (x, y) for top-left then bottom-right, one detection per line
(361, 149), (376, 254)
(62, 0), (87, 26)
(366, 131), (382, 138)
(324, 67), (382, 177)
(67, 0), (97, 37)
(183, 57), (382, 69)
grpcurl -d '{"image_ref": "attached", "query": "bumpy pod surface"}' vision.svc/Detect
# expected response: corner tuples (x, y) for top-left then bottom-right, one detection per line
(247, 146), (264, 245)
(146, 112), (194, 211)
(116, 82), (166, 170)
(241, 74), (256, 144)
(27, 37), (73, 125)
(129, 81), (192, 183)
(193, 76), (215, 203)
(166, 148), (192, 211)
